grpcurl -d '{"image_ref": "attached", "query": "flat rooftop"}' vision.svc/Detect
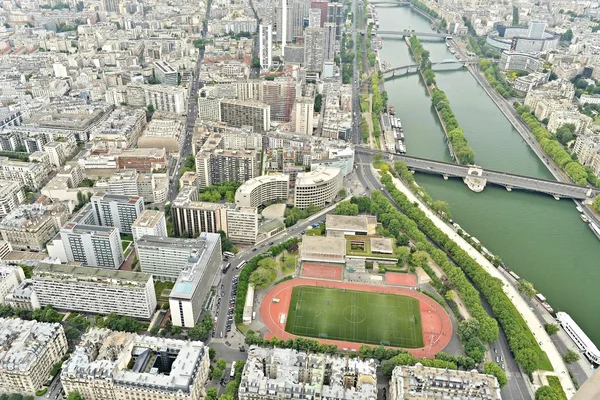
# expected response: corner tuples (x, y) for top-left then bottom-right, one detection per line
(300, 235), (346, 261)
(132, 210), (165, 230)
(370, 237), (394, 254)
(34, 263), (151, 284)
(296, 166), (341, 187)
(326, 214), (369, 233)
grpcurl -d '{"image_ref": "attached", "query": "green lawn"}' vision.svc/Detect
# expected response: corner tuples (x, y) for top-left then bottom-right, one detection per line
(121, 240), (132, 250)
(285, 286), (424, 348)
(154, 281), (174, 299)
(346, 236), (398, 259)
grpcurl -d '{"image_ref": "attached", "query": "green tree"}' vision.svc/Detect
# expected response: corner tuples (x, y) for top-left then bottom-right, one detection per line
(512, 6), (519, 25)
(67, 392), (84, 400)
(334, 201), (359, 216)
(314, 94), (322, 112)
(431, 200), (451, 219)
(563, 349), (580, 363)
(358, 345), (373, 359)
(544, 323), (559, 335)
(593, 194), (600, 212)
(535, 386), (562, 400)
(209, 348), (216, 360)
(483, 361), (508, 387)
(560, 28), (573, 42)
(555, 124), (575, 145)
(188, 314), (214, 341)
(517, 279), (536, 299)
(206, 388), (218, 400)
(515, 348), (540, 374)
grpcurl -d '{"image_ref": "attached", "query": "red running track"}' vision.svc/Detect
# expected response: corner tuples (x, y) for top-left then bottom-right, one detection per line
(260, 278), (452, 358)
(385, 272), (417, 287)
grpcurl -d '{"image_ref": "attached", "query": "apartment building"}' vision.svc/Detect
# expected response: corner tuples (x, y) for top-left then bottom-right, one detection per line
(136, 236), (211, 281)
(137, 112), (185, 153)
(195, 149), (260, 189)
(219, 99), (271, 132)
(131, 210), (167, 242)
(239, 346), (378, 400)
(91, 108), (146, 150)
(389, 364), (501, 400)
(32, 263), (156, 319)
(291, 98), (314, 135)
(169, 232), (221, 327)
(106, 169), (169, 204)
(235, 174), (290, 208)
(0, 201), (69, 251)
(294, 166), (342, 209)
(0, 158), (49, 190)
(0, 264), (25, 303)
(0, 318), (68, 395)
(0, 180), (24, 219)
(55, 223), (124, 269)
(547, 111), (593, 135)
(153, 60), (178, 86)
(226, 207), (259, 244)
(43, 141), (68, 168)
(304, 27), (324, 73)
(115, 147), (167, 172)
(142, 84), (187, 115)
(62, 329), (210, 400)
(171, 186), (229, 237)
(91, 193), (144, 234)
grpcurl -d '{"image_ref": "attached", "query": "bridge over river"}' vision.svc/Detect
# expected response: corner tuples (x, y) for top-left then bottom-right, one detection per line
(357, 148), (599, 200)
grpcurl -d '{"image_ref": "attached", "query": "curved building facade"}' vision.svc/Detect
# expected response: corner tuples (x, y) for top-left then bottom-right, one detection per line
(499, 51), (543, 73)
(486, 22), (558, 54)
(235, 174), (290, 208)
(294, 166), (342, 210)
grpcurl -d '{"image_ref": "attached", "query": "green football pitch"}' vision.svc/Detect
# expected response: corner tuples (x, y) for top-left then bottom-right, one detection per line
(285, 286), (424, 348)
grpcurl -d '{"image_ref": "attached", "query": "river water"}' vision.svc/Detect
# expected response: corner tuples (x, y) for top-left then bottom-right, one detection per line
(376, 5), (600, 345)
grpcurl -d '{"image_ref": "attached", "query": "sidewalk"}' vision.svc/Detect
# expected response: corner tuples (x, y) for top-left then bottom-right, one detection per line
(385, 172), (576, 397)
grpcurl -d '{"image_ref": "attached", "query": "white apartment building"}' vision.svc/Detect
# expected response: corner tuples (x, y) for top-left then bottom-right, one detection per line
(259, 24), (273, 70)
(239, 346), (378, 400)
(547, 111), (592, 135)
(137, 113), (185, 153)
(91, 192), (145, 235)
(226, 207), (259, 244)
(43, 141), (68, 168)
(51, 223), (125, 269)
(32, 263), (157, 319)
(573, 134), (600, 166)
(0, 264), (25, 304)
(143, 85), (187, 115)
(106, 170), (169, 204)
(294, 166), (342, 209)
(235, 174), (290, 208)
(0, 158), (49, 190)
(62, 329), (210, 400)
(389, 364), (501, 400)
(291, 98), (314, 135)
(579, 94), (600, 105)
(131, 210), (167, 242)
(0, 318), (68, 395)
(136, 236), (210, 281)
(0, 202), (69, 251)
(169, 232), (221, 327)
(0, 179), (24, 219)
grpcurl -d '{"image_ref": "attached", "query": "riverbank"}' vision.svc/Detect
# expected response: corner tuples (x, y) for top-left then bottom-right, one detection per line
(379, 170), (577, 396)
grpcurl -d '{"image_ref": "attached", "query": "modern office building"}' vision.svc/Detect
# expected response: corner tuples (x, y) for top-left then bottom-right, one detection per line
(62, 329), (210, 400)
(219, 99), (271, 132)
(0, 180), (24, 219)
(259, 24), (273, 70)
(499, 51), (542, 73)
(153, 60), (179, 86)
(0, 201), (69, 251)
(235, 174), (290, 208)
(169, 232), (221, 327)
(53, 223), (124, 269)
(294, 166), (342, 209)
(238, 346), (378, 400)
(0, 318), (68, 395)
(389, 364), (501, 400)
(32, 263), (156, 319)
(91, 192), (144, 234)
(226, 207), (259, 244)
(0, 264), (25, 303)
(136, 236), (212, 282)
(195, 148), (260, 189)
(131, 210), (167, 242)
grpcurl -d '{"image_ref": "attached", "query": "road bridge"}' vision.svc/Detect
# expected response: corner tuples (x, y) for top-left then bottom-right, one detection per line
(377, 30), (456, 38)
(357, 148), (599, 199)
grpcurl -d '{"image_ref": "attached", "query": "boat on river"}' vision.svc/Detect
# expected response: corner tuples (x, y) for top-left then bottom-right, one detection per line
(576, 206), (583, 213)
(389, 105), (396, 115)
(581, 214), (589, 223)
(589, 222), (600, 240)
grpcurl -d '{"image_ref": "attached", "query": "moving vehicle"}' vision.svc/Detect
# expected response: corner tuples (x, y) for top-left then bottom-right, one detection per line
(230, 361), (237, 378)
(223, 251), (234, 259)
(236, 261), (247, 270)
(222, 262), (231, 273)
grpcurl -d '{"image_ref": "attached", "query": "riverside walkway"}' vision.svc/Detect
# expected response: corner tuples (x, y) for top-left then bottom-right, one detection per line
(357, 148), (599, 200)
(383, 170), (577, 397)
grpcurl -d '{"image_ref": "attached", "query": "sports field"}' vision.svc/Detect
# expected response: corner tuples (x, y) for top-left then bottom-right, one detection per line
(285, 285), (424, 348)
